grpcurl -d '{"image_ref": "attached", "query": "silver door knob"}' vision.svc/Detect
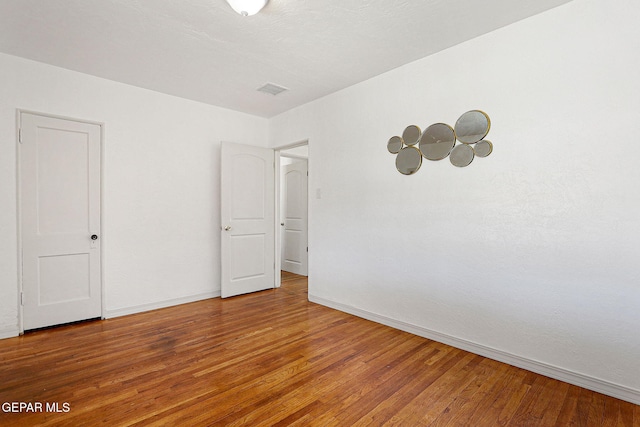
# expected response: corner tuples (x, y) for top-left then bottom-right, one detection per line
(224, 226), (231, 231)
(280, 223), (285, 226)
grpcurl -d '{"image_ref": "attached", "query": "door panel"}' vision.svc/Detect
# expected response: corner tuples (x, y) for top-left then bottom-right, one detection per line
(231, 155), (266, 219)
(38, 254), (90, 305)
(37, 127), (90, 233)
(20, 112), (102, 330)
(231, 234), (266, 279)
(221, 142), (275, 298)
(281, 161), (308, 276)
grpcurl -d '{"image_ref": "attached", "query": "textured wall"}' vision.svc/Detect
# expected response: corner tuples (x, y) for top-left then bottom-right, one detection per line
(0, 53), (267, 335)
(269, 0), (640, 396)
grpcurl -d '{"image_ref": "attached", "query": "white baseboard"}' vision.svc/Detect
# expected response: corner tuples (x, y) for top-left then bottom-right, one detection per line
(0, 327), (19, 340)
(309, 294), (640, 406)
(105, 291), (220, 319)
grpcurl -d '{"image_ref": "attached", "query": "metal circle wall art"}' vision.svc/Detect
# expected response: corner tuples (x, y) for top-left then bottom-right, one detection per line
(396, 146), (422, 175)
(387, 110), (494, 175)
(402, 125), (422, 146)
(387, 136), (403, 154)
(474, 140), (493, 157)
(419, 123), (456, 161)
(450, 144), (474, 167)
(454, 110), (490, 144)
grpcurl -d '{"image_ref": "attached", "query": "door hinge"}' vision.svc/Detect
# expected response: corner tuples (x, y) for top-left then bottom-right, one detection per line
(20, 251), (24, 305)
(18, 129), (22, 143)
(307, 246), (309, 252)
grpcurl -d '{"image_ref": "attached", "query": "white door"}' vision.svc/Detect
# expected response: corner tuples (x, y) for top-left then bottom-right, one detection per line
(220, 142), (275, 298)
(20, 112), (102, 330)
(281, 160), (308, 276)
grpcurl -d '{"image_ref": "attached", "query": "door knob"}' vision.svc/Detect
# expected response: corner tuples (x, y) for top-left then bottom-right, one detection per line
(280, 223), (285, 226)
(91, 234), (98, 240)
(224, 226), (231, 231)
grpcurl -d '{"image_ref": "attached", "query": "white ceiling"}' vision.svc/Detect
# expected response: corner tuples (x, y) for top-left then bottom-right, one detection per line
(0, 0), (572, 118)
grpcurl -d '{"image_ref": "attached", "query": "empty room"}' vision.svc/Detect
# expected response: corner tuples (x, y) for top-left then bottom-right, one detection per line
(1, 0), (639, 425)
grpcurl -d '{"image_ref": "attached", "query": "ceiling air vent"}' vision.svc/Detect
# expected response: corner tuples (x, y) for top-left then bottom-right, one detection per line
(257, 83), (288, 96)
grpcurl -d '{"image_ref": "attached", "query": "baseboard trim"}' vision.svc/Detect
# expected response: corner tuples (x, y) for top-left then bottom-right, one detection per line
(0, 327), (19, 340)
(105, 291), (220, 319)
(309, 294), (640, 405)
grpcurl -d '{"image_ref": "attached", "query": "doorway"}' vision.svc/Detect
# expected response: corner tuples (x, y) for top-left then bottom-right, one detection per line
(18, 111), (103, 332)
(275, 141), (309, 288)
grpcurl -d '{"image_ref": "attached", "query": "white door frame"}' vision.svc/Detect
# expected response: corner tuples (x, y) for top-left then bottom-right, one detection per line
(273, 139), (309, 289)
(16, 109), (106, 334)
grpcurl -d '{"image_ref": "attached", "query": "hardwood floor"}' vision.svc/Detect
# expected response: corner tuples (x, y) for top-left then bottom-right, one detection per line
(1, 272), (638, 426)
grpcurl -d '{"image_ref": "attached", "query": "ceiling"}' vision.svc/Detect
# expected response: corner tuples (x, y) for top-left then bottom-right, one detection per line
(0, 0), (572, 118)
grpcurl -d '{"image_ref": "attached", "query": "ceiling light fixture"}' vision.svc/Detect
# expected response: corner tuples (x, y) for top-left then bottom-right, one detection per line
(225, 0), (268, 16)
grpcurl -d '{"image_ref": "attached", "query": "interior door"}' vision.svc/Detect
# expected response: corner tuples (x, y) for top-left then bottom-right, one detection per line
(220, 142), (275, 298)
(281, 160), (308, 276)
(20, 112), (102, 330)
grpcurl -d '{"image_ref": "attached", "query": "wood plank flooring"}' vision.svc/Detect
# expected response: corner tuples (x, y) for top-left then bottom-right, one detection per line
(0, 272), (638, 426)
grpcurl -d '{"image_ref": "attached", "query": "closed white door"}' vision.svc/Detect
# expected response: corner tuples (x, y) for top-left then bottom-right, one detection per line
(281, 160), (308, 276)
(20, 112), (102, 330)
(220, 142), (275, 298)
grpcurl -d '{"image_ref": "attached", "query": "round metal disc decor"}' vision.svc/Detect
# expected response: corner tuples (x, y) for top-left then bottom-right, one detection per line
(449, 144), (474, 167)
(402, 125), (421, 146)
(454, 110), (490, 144)
(387, 136), (403, 154)
(419, 123), (456, 161)
(396, 146), (422, 175)
(474, 140), (493, 157)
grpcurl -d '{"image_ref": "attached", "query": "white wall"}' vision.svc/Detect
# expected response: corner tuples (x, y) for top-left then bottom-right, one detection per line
(0, 53), (267, 336)
(269, 0), (640, 402)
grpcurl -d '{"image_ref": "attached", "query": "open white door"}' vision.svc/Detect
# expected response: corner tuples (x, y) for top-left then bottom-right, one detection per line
(220, 142), (275, 298)
(20, 112), (102, 330)
(281, 160), (308, 276)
